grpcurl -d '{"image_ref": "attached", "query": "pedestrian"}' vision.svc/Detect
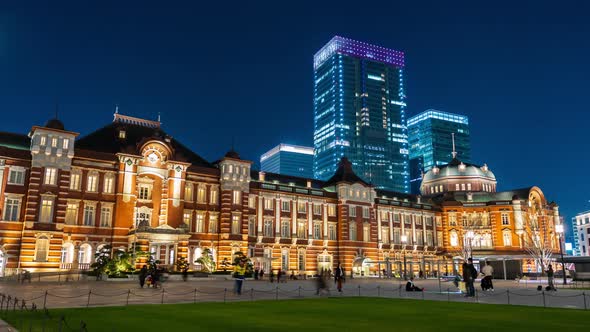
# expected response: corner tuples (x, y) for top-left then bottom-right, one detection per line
(481, 261), (494, 291)
(462, 258), (477, 297)
(233, 260), (247, 295)
(546, 265), (556, 291)
(335, 262), (345, 292)
(152, 269), (160, 289)
(182, 267), (189, 282)
(405, 277), (424, 291)
(277, 269), (282, 283)
(139, 265), (148, 288)
(259, 269), (264, 281)
(254, 268), (259, 280)
(269, 270), (275, 283)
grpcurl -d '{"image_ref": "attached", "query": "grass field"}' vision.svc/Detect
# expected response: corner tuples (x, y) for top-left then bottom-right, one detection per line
(3, 298), (590, 331)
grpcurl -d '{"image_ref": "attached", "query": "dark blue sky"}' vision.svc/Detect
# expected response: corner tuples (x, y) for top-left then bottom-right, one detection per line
(0, 1), (588, 226)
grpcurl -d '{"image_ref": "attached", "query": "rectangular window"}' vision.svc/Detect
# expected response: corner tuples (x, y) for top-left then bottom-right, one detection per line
(297, 202), (306, 213)
(416, 216), (422, 225)
(65, 203), (78, 224)
(264, 198), (274, 210)
(449, 213), (457, 226)
(298, 252), (305, 271)
(467, 183), (472, 191)
(87, 173), (98, 192)
(282, 201), (290, 212)
(44, 168), (57, 185)
(264, 220), (273, 237)
(208, 215), (218, 233)
(437, 231), (443, 247)
(362, 207), (370, 218)
(461, 183), (466, 191)
(313, 223), (322, 239)
(503, 232), (512, 246)
(281, 220), (290, 238)
(183, 211), (192, 226)
(40, 136), (46, 146)
(328, 204), (336, 217)
(3, 198), (20, 221)
(138, 185), (151, 200)
(297, 221), (306, 239)
(70, 172), (81, 190)
(455, 183), (460, 191)
(404, 215), (411, 224)
(103, 176), (114, 193)
(328, 224), (337, 240)
(501, 213), (510, 225)
(197, 186), (206, 203)
(248, 196), (256, 208)
(382, 228), (389, 244)
(233, 191), (241, 205)
(393, 213), (401, 223)
(83, 205), (95, 226)
(51, 137), (58, 147)
(62, 138), (69, 149)
(313, 204), (322, 215)
(349, 206), (357, 217)
(426, 216), (433, 226)
(281, 250), (289, 271)
(184, 185), (193, 202)
(210, 189), (218, 204)
(100, 206), (112, 227)
(195, 214), (204, 233)
(363, 225), (370, 242)
(35, 238), (49, 262)
(8, 168), (25, 185)
(394, 229), (401, 244)
(426, 232), (434, 246)
(416, 230), (424, 245)
(39, 198), (54, 222)
(248, 217), (256, 236)
(231, 215), (241, 234)
(349, 223), (357, 241)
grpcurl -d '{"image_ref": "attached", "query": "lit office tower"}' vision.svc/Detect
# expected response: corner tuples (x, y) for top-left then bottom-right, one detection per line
(407, 109), (471, 194)
(260, 144), (314, 179)
(313, 36), (409, 192)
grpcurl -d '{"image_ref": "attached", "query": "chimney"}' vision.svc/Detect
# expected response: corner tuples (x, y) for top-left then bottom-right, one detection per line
(306, 179), (312, 188)
(259, 171), (266, 182)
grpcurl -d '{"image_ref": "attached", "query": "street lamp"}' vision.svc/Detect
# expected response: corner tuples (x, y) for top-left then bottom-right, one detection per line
(555, 224), (567, 285)
(401, 235), (408, 280)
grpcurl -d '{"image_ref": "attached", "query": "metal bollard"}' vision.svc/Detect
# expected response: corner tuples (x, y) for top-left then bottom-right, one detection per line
(223, 288), (227, 303)
(542, 291), (546, 308)
(298, 286), (302, 298)
(250, 288), (254, 301)
(194, 288), (198, 304)
(507, 290), (510, 305)
(126, 289), (131, 306)
(377, 286), (380, 297)
(447, 288), (450, 302)
(87, 290), (92, 308)
(43, 290), (48, 309)
(275, 286), (279, 300)
(161, 288), (165, 304)
(583, 292), (587, 310)
(358, 285), (361, 297)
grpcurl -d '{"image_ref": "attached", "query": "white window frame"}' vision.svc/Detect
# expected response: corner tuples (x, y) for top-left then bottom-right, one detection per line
(501, 213), (510, 225)
(208, 214), (218, 233)
(281, 201), (290, 212)
(349, 223), (357, 241)
(83, 204), (95, 226)
(65, 202), (79, 225)
(7, 167), (25, 185)
(264, 198), (274, 210)
(281, 220), (290, 238)
(100, 205), (112, 227)
(70, 170), (81, 191)
(3, 196), (21, 221)
(363, 224), (370, 242)
(349, 206), (357, 217)
(503, 231), (512, 246)
(313, 222), (322, 239)
(197, 186), (207, 203)
(103, 174), (115, 194)
(195, 213), (205, 233)
(39, 196), (55, 222)
(210, 188), (218, 204)
(231, 214), (241, 234)
(328, 223), (337, 240)
(233, 191), (241, 205)
(34, 236), (50, 262)
(184, 183), (193, 202)
(328, 204), (336, 217)
(313, 204), (322, 215)
(264, 219), (273, 237)
(44, 167), (57, 185)
(87, 172), (99, 192)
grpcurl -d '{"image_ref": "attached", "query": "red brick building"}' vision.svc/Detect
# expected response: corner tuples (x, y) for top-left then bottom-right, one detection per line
(0, 113), (560, 278)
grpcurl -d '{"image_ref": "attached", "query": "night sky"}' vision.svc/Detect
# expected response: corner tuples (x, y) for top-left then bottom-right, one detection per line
(0, 1), (588, 228)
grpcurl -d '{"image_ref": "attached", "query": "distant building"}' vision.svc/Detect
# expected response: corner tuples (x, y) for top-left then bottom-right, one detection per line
(408, 109), (471, 194)
(313, 36), (409, 192)
(260, 144), (314, 178)
(573, 211), (590, 256)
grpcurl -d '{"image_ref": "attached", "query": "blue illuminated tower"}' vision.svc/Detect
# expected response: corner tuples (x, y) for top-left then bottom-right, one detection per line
(312, 36), (409, 192)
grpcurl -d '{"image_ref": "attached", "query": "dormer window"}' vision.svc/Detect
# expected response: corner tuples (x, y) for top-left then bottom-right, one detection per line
(62, 139), (69, 149)
(40, 136), (46, 146)
(118, 130), (126, 139)
(51, 137), (58, 148)
(459, 162), (466, 171)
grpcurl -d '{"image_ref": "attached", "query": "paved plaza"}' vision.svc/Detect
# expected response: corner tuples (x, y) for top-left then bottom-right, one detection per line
(1, 277), (588, 310)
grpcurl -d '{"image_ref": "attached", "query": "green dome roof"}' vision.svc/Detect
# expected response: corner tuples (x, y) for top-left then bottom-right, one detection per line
(422, 158), (496, 182)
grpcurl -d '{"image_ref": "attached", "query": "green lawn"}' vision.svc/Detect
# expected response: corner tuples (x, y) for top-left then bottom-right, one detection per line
(3, 298), (590, 331)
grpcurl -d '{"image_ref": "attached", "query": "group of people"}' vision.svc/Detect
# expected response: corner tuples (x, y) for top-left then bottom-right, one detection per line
(138, 265), (164, 289)
(316, 263), (345, 295)
(460, 258), (495, 296)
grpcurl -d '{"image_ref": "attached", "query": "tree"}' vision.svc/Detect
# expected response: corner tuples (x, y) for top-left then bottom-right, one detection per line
(195, 248), (216, 273)
(448, 211), (492, 261)
(91, 245), (112, 280)
(176, 257), (189, 271)
(521, 200), (555, 275)
(232, 251), (253, 277)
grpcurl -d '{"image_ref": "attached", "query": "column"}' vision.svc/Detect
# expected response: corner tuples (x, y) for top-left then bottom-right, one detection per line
(389, 211), (394, 243)
(377, 208), (382, 242)
(275, 197), (281, 236)
(307, 201), (312, 237)
(323, 204), (328, 239)
(257, 196), (263, 233)
(292, 200), (297, 236)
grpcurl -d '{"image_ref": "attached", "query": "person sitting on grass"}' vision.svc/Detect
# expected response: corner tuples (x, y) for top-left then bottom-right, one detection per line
(405, 277), (424, 292)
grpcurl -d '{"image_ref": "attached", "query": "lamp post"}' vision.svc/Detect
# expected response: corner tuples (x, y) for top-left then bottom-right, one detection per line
(555, 224), (567, 285)
(465, 231), (474, 260)
(401, 235), (408, 280)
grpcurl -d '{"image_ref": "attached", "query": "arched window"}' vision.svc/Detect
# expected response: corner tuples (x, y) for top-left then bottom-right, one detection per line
(79, 243), (92, 264)
(281, 248), (289, 271)
(61, 243), (74, 263)
(450, 231), (458, 247)
(35, 236), (50, 262)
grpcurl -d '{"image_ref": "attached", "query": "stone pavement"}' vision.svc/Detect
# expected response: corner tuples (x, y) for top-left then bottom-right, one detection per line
(0, 277), (588, 310)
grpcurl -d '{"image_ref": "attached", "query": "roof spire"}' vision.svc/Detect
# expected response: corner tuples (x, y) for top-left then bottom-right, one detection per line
(451, 133), (457, 159)
(115, 104), (119, 114)
(157, 112), (161, 122)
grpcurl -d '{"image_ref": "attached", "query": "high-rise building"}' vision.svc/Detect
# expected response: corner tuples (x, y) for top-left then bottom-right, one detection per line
(260, 144), (314, 178)
(313, 36), (409, 192)
(408, 109), (471, 194)
(573, 211), (590, 256)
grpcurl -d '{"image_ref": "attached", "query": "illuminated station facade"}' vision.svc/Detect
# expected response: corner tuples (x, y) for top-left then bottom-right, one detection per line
(0, 114), (561, 278)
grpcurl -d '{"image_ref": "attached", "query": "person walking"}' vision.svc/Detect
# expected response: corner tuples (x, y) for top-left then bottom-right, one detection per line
(182, 267), (189, 282)
(139, 265), (148, 288)
(334, 262), (345, 292)
(269, 269), (275, 283)
(481, 261), (494, 291)
(233, 260), (247, 295)
(546, 265), (556, 291)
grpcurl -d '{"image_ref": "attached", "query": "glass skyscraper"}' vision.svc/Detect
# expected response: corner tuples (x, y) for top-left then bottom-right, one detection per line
(313, 36), (409, 192)
(407, 109), (471, 194)
(260, 144), (314, 179)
